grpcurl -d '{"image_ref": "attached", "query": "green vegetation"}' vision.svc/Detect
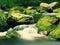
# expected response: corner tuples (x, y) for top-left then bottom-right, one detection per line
(53, 8), (60, 13)
(33, 13), (43, 23)
(7, 7), (34, 27)
(0, 10), (8, 32)
(6, 28), (18, 38)
(56, 12), (60, 18)
(0, 0), (60, 41)
(36, 15), (57, 32)
(8, 7), (34, 23)
(49, 23), (60, 41)
(24, 6), (39, 15)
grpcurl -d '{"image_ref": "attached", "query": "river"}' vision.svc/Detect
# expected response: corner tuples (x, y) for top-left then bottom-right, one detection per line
(0, 24), (60, 45)
(0, 37), (60, 45)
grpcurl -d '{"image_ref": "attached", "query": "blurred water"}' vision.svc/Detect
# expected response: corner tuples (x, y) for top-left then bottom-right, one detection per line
(0, 37), (60, 45)
(0, 24), (60, 45)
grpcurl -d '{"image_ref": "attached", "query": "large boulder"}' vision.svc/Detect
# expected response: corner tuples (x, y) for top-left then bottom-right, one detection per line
(36, 15), (57, 32)
(49, 23), (60, 41)
(0, 32), (7, 39)
(7, 7), (34, 27)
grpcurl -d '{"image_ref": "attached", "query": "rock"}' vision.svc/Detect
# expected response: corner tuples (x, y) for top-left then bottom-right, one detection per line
(7, 7), (34, 27)
(6, 28), (18, 38)
(36, 15), (57, 32)
(7, 13), (34, 27)
(49, 23), (60, 41)
(53, 8), (60, 13)
(0, 31), (7, 39)
(42, 13), (57, 16)
(25, 7), (37, 14)
(56, 12), (60, 18)
(40, 2), (58, 13)
(39, 31), (48, 35)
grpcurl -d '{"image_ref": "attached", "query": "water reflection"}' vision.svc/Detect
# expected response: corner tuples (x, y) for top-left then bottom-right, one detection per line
(0, 37), (60, 45)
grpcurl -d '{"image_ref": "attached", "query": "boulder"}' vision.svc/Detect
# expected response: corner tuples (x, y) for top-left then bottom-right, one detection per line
(7, 9), (34, 27)
(49, 23), (60, 41)
(37, 15), (57, 32)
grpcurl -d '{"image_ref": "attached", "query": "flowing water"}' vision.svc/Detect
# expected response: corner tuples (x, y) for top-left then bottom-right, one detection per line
(0, 24), (60, 45)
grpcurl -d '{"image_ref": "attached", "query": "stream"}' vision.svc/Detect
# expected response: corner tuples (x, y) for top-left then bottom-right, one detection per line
(0, 38), (60, 45)
(0, 24), (60, 45)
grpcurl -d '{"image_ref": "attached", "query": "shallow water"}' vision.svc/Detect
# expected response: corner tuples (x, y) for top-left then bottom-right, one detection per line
(0, 24), (60, 45)
(0, 37), (60, 45)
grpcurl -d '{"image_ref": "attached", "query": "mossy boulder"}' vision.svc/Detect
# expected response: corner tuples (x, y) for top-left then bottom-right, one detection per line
(8, 6), (25, 14)
(53, 8), (60, 13)
(6, 28), (18, 38)
(7, 7), (34, 27)
(56, 12), (60, 18)
(24, 6), (39, 15)
(49, 23), (60, 41)
(36, 15), (57, 32)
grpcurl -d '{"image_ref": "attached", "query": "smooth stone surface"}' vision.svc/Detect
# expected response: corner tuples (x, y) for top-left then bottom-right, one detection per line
(0, 32), (7, 39)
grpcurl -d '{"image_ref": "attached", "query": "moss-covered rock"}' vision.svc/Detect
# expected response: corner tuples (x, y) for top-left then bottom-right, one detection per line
(53, 8), (60, 13)
(6, 28), (18, 38)
(7, 7), (34, 27)
(38, 15), (58, 23)
(49, 23), (60, 41)
(24, 6), (39, 15)
(36, 15), (57, 32)
(56, 12), (60, 18)
(7, 14), (34, 27)
(8, 6), (26, 14)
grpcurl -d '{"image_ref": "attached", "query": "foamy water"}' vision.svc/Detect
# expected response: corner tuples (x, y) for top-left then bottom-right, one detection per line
(0, 24), (60, 45)
(0, 24), (45, 40)
(14, 24), (45, 40)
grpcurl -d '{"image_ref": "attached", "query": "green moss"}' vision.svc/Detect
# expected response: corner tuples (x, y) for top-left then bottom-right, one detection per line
(38, 15), (58, 23)
(0, 11), (8, 32)
(33, 13), (43, 23)
(37, 15), (57, 32)
(53, 8), (60, 13)
(56, 12), (60, 18)
(25, 8), (39, 15)
(18, 15), (34, 23)
(6, 28), (18, 38)
(7, 7), (34, 27)
(49, 23), (60, 40)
